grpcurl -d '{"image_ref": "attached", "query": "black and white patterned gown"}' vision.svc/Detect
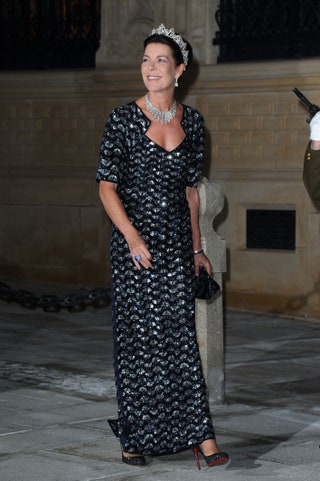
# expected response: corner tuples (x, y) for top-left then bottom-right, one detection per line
(96, 102), (215, 455)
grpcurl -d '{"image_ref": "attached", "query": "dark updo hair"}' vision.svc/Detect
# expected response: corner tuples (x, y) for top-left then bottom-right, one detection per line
(143, 33), (193, 70)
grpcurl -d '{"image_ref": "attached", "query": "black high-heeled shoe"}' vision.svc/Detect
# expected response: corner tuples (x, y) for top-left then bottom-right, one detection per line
(193, 446), (229, 470)
(121, 451), (146, 466)
(108, 420), (146, 466)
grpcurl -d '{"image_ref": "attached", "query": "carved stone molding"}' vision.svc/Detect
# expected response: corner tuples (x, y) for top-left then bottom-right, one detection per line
(96, 0), (220, 67)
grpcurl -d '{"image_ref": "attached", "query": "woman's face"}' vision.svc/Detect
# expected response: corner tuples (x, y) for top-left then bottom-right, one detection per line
(141, 42), (183, 93)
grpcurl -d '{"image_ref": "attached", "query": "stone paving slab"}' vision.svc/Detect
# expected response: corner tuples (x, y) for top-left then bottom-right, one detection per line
(0, 299), (320, 480)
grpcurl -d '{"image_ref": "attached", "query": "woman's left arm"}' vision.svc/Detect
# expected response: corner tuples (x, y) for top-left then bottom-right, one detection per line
(186, 186), (212, 276)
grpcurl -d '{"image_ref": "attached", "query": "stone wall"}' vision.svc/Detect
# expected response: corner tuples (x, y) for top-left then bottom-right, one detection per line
(204, 60), (320, 320)
(0, 71), (120, 287)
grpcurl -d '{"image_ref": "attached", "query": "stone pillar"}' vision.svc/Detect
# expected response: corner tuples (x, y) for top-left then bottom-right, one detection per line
(96, 0), (220, 67)
(196, 177), (226, 404)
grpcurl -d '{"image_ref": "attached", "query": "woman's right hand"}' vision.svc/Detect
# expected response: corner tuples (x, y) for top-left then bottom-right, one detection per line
(126, 231), (152, 270)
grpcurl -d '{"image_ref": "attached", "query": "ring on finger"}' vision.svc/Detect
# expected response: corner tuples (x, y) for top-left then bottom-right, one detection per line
(134, 255), (142, 263)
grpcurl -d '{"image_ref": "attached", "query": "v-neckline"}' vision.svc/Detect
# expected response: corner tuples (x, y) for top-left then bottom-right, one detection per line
(144, 135), (187, 154)
(134, 102), (186, 153)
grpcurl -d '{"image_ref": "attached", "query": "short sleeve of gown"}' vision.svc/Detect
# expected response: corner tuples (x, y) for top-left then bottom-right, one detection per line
(186, 111), (205, 188)
(96, 107), (127, 184)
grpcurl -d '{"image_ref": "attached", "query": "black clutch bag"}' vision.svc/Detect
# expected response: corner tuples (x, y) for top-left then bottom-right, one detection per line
(195, 267), (220, 300)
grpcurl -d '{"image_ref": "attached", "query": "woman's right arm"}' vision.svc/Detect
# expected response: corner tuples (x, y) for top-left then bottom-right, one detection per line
(99, 181), (152, 269)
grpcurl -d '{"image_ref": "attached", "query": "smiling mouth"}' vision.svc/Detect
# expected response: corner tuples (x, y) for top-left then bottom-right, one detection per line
(147, 76), (161, 81)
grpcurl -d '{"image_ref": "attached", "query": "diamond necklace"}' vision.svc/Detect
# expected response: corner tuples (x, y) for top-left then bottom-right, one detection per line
(145, 94), (177, 124)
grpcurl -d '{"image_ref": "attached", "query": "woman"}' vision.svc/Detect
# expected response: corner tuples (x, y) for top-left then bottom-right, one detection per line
(96, 24), (229, 470)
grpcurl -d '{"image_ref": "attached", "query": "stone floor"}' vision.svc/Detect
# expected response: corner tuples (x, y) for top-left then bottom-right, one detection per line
(0, 290), (319, 481)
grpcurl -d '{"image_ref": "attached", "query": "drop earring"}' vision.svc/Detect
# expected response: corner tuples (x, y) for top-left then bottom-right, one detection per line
(175, 77), (179, 87)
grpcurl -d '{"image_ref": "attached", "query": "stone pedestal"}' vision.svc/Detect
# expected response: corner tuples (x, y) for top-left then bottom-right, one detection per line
(196, 178), (226, 404)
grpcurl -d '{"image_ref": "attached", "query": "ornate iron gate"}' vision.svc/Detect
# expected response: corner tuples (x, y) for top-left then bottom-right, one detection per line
(213, 0), (320, 63)
(0, 0), (101, 69)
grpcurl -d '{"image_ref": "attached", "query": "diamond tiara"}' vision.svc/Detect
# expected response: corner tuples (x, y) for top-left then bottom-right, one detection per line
(150, 23), (189, 68)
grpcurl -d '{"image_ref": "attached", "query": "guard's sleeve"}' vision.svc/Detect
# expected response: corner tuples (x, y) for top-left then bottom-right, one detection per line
(303, 143), (320, 201)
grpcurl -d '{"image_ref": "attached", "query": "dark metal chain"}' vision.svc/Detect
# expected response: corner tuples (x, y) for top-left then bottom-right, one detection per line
(0, 281), (110, 312)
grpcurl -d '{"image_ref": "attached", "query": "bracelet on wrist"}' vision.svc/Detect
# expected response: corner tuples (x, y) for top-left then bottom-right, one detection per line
(194, 249), (204, 255)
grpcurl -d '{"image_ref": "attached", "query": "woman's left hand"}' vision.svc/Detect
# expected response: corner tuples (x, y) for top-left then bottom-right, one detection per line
(194, 252), (212, 276)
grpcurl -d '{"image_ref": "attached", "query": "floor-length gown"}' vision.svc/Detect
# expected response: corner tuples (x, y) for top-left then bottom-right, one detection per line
(97, 102), (215, 455)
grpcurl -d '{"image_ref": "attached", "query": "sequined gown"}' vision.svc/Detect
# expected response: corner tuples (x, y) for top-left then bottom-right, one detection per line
(97, 102), (215, 455)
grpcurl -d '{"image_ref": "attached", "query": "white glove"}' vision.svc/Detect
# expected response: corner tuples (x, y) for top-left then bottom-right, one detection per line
(309, 111), (320, 141)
